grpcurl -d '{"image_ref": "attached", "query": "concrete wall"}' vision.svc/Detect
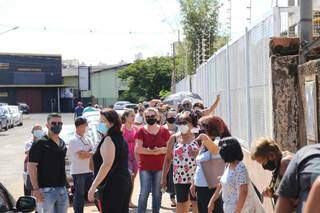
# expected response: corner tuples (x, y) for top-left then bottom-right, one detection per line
(271, 55), (301, 152)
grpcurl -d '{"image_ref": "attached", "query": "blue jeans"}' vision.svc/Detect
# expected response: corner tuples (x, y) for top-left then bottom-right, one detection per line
(72, 173), (93, 213)
(137, 170), (162, 213)
(37, 187), (68, 213)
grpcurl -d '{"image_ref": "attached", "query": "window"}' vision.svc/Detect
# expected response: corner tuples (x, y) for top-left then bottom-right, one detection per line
(0, 92), (8, 97)
(0, 63), (9, 70)
(16, 67), (42, 72)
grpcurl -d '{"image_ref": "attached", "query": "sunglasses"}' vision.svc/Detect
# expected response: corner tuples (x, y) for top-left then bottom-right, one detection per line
(145, 115), (156, 119)
(176, 121), (188, 125)
(51, 122), (63, 126)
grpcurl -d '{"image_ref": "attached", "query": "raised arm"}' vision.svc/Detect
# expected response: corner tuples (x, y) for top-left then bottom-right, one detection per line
(203, 95), (220, 116)
(196, 133), (219, 154)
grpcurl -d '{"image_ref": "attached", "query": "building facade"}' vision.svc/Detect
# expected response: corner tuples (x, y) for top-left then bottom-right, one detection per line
(62, 63), (130, 108)
(0, 53), (65, 113)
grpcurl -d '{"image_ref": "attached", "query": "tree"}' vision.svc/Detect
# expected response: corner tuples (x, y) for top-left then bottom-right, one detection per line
(179, 0), (224, 72)
(118, 57), (173, 102)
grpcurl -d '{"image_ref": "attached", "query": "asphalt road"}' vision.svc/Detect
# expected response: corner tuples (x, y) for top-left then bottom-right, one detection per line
(0, 113), (177, 212)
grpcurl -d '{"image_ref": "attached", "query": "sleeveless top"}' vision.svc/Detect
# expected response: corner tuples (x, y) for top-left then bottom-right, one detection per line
(172, 137), (199, 184)
(93, 132), (130, 189)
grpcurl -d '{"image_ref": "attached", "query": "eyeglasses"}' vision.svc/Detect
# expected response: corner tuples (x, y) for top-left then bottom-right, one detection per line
(51, 122), (63, 126)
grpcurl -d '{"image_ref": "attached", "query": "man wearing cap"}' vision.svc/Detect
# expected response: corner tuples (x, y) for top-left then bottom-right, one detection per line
(67, 117), (94, 213)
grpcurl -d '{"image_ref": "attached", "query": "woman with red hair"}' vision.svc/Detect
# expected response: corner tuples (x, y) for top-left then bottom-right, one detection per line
(190, 115), (231, 213)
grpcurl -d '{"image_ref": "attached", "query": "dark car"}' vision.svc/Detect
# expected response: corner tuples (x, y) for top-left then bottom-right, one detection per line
(0, 182), (36, 212)
(17, 103), (30, 114)
(0, 107), (9, 131)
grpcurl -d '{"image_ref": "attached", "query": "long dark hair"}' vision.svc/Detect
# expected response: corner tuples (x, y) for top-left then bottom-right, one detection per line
(100, 108), (122, 136)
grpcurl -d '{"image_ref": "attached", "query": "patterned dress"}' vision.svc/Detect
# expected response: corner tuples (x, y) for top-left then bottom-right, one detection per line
(173, 138), (199, 184)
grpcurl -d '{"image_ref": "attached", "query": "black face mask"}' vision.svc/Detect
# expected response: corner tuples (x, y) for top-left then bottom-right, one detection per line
(50, 123), (62, 134)
(146, 118), (157, 125)
(262, 160), (276, 171)
(198, 129), (206, 134)
(166, 117), (176, 124)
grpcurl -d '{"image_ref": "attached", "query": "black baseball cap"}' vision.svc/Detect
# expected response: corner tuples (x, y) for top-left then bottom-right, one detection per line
(75, 116), (88, 127)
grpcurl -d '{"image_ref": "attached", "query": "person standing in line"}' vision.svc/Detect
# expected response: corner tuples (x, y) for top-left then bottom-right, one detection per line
(163, 109), (178, 207)
(121, 109), (139, 208)
(161, 112), (199, 213)
(28, 113), (69, 213)
(190, 115), (231, 213)
(135, 105), (145, 126)
(135, 108), (171, 213)
(88, 109), (132, 213)
(250, 137), (293, 207)
(67, 117), (94, 213)
(24, 123), (45, 196)
(208, 137), (249, 213)
(275, 143), (320, 213)
(75, 101), (84, 119)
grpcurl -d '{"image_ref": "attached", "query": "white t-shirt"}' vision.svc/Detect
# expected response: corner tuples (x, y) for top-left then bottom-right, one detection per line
(67, 134), (93, 175)
(135, 113), (144, 124)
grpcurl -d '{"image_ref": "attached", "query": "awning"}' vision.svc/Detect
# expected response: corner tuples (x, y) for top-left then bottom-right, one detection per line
(0, 85), (73, 88)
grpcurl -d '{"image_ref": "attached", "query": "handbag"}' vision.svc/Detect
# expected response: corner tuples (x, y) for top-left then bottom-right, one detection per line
(200, 152), (226, 189)
(241, 181), (266, 213)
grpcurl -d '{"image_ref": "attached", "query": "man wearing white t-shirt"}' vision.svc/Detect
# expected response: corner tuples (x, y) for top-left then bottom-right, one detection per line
(67, 117), (93, 213)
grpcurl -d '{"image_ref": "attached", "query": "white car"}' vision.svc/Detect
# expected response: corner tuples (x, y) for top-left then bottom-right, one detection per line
(8, 105), (23, 126)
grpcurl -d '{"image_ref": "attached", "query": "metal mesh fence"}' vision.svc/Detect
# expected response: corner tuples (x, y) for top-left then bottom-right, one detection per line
(175, 11), (275, 147)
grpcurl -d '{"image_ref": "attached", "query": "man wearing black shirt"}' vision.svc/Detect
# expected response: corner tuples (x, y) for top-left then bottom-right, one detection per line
(28, 113), (69, 213)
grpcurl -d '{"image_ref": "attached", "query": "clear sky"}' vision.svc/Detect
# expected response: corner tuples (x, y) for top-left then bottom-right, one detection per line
(0, 0), (284, 65)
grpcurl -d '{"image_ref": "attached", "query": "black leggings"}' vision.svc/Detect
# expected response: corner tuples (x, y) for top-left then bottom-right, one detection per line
(98, 175), (132, 213)
(196, 186), (223, 213)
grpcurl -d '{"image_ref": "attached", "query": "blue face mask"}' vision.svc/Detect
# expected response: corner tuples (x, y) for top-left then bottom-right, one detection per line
(97, 122), (108, 135)
(33, 130), (44, 139)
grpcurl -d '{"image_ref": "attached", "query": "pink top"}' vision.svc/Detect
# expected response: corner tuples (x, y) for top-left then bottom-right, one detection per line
(122, 125), (138, 156)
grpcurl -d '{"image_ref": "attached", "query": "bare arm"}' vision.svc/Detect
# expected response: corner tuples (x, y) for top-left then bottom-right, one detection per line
(161, 136), (175, 185)
(28, 162), (39, 190)
(208, 183), (222, 211)
(135, 139), (159, 155)
(235, 184), (248, 213)
(196, 133), (219, 154)
(203, 95), (220, 116)
(304, 177), (320, 213)
(90, 137), (115, 190)
(275, 197), (295, 213)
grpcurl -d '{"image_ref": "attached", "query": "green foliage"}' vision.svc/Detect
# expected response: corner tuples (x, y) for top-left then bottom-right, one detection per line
(177, 0), (229, 77)
(159, 89), (171, 99)
(118, 57), (173, 102)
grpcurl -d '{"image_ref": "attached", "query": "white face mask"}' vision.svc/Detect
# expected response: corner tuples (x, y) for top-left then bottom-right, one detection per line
(178, 125), (189, 134)
(85, 126), (89, 134)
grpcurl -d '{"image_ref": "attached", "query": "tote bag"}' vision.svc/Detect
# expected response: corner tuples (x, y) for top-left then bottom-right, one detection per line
(241, 181), (266, 213)
(200, 154), (226, 188)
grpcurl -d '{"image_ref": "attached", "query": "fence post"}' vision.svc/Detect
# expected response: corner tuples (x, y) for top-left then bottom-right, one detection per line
(245, 27), (252, 147)
(226, 44), (232, 128)
(273, 6), (281, 37)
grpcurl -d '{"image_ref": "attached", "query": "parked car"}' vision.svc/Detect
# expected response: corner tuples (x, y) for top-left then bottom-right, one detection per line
(113, 101), (130, 110)
(0, 103), (8, 106)
(39, 124), (100, 201)
(0, 182), (36, 212)
(0, 107), (9, 131)
(17, 103), (30, 114)
(8, 106), (23, 127)
(0, 106), (13, 129)
(124, 103), (138, 110)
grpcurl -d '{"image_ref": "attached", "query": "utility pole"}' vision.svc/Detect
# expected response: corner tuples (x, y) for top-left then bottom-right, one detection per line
(299, 0), (313, 63)
(171, 30), (180, 94)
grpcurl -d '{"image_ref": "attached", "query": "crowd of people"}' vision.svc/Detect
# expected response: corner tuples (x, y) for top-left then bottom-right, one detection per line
(23, 96), (320, 213)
